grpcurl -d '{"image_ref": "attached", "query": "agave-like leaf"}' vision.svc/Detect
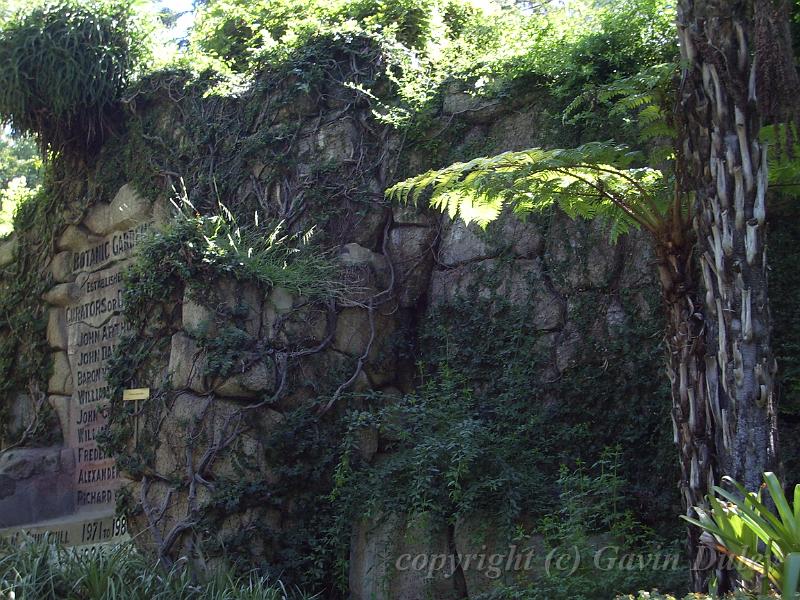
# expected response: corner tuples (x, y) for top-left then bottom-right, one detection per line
(686, 473), (800, 596)
(783, 552), (800, 600)
(714, 481), (790, 548)
(764, 472), (800, 547)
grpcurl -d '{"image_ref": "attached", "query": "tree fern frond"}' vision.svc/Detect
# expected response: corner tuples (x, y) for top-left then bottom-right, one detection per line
(386, 141), (671, 240)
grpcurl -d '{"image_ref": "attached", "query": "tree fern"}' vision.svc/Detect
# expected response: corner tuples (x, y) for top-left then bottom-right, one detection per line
(387, 140), (673, 243)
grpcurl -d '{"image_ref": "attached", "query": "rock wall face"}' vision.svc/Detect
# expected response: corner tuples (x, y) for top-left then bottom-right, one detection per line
(0, 40), (673, 598)
(0, 184), (153, 547)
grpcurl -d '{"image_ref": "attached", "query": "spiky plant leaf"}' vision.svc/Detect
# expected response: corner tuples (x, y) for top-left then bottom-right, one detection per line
(684, 472), (800, 596)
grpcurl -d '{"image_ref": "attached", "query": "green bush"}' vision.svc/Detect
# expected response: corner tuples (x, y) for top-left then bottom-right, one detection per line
(0, 0), (150, 155)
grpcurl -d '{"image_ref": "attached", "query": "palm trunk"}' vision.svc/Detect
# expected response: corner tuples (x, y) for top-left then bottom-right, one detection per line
(655, 227), (716, 591)
(676, 0), (779, 527)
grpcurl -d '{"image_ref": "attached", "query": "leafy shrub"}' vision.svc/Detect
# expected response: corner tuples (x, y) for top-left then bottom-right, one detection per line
(461, 450), (686, 600)
(0, 175), (39, 236)
(190, 0), (313, 71)
(331, 280), (681, 533)
(190, 0), (512, 72)
(335, 0), (435, 49)
(0, 0), (150, 155)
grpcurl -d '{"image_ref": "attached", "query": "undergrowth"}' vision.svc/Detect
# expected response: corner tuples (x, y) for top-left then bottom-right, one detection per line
(0, 177), (65, 448)
(0, 537), (316, 600)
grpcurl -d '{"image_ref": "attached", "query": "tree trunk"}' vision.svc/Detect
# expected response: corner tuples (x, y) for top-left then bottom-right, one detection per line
(676, 0), (779, 550)
(655, 228), (716, 591)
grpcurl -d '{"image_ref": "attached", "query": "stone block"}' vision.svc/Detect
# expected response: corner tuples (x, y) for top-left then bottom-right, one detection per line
(387, 225), (436, 308)
(544, 210), (618, 292)
(168, 333), (208, 394)
(315, 119), (357, 164)
(453, 517), (546, 597)
(0, 447), (74, 527)
(439, 218), (490, 266)
(48, 395), (72, 441)
(47, 351), (73, 395)
(182, 289), (216, 335)
(350, 513), (459, 600)
(56, 225), (92, 251)
(0, 236), (17, 267)
(42, 283), (80, 307)
(338, 243), (387, 271)
(50, 251), (74, 282)
(392, 204), (435, 226)
(333, 307), (396, 362)
(442, 84), (505, 123)
(214, 279), (263, 337)
(46, 308), (67, 350)
(214, 360), (276, 398)
(84, 184), (150, 236)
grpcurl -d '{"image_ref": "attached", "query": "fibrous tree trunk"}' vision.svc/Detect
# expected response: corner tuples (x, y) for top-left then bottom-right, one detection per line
(676, 0), (780, 587)
(655, 212), (716, 591)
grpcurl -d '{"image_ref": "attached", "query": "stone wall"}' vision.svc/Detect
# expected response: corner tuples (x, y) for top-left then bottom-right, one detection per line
(0, 184), (157, 548)
(0, 48), (665, 597)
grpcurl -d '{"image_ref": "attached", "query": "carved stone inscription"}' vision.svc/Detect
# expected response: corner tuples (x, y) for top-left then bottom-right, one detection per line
(65, 224), (149, 512)
(3, 513), (128, 548)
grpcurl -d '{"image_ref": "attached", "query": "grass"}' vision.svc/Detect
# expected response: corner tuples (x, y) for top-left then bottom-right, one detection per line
(0, 537), (317, 600)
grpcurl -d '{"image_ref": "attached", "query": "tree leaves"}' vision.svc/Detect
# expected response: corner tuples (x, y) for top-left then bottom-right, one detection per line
(387, 140), (671, 242)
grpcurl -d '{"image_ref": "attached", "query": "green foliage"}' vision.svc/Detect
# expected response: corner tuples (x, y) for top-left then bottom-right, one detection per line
(251, 403), (349, 593)
(0, 176), (39, 237)
(190, 0), (312, 71)
(176, 400), (353, 595)
(538, 448), (647, 545)
(0, 132), (41, 189)
(456, 0), (676, 118)
(453, 449), (686, 600)
(332, 0), (435, 49)
(0, 537), (316, 599)
(539, 0), (676, 102)
(387, 141), (671, 241)
(184, 0), (677, 155)
(563, 62), (678, 155)
(122, 195), (339, 325)
(769, 196), (800, 485)
(190, 0), (509, 72)
(0, 0), (151, 155)
(0, 131), (42, 236)
(0, 184), (61, 447)
(683, 472), (800, 598)
(332, 282), (680, 539)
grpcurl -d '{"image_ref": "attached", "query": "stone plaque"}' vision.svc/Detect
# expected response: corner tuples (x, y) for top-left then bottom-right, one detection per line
(64, 224), (150, 513)
(0, 187), (156, 542)
(3, 513), (128, 548)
